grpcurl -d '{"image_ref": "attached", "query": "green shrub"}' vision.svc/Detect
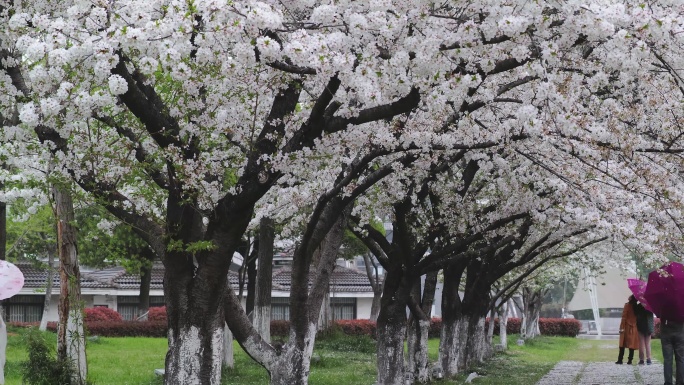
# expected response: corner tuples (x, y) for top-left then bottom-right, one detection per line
(315, 331), (376, 354)
(21, 329), (74, 385)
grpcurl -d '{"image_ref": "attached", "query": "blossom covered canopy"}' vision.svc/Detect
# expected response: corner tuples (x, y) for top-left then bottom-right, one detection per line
(0, 1), (682, 262)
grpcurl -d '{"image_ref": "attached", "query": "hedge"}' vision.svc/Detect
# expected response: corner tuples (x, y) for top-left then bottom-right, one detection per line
(83, 321), (167, 337)
(11, 316), (580, 338)
(274, 317), (580, 339)
(335, 319), (377, 337)
(148, 306), (167, 322)
(84, 307), (122, 322)
(538, 318), (581, 337)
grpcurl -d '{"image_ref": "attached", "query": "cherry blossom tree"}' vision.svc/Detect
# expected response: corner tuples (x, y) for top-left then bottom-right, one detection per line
(1, 1), (684, 384)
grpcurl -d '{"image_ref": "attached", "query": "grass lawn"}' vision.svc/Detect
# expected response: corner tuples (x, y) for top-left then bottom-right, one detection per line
(4, 326), (665, 385)
(441, 336), (664, 385)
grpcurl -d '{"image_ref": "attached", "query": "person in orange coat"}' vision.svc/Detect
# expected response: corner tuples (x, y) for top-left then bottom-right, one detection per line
(616, 295), (640, 365)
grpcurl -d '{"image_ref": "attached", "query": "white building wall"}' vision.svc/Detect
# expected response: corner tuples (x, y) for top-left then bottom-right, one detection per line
(92, 294), (117, 309)
(356, 297), (373, 319)
(43, 294), (60, 322)
(40, 294), (96, 322)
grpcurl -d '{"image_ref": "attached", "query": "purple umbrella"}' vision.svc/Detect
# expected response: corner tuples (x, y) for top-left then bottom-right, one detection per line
(0, 260), (24, 385)
(644, 261), (684, 322)
(0, 260), (23, 300)
(628, 278), (654, 313)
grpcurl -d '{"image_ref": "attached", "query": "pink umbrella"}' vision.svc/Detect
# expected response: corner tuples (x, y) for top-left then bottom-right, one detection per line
(628, 278), (654, 313)
(644, 261), (684, 322)
(0, 260), (24, 300)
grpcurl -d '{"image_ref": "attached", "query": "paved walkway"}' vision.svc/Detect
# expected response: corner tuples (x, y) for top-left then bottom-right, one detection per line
(536, 361), (664, 385)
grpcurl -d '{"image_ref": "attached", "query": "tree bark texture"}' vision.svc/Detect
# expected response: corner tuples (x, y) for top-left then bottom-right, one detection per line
(223, 323), (234, 369)
(521, 287), (543, 339)
(362, 253), (384, 322)
(487, 305), (496, 345)
(282, 206), (349, 385)
(53, 186), (87, 385)
(376, 265), (415, 385)
(318, 290), (331, 331)
(226, 205), (351, 385)
(499, 300), (509, 350)
(245, 251), (257, 318)
(407, 270), (438, 384)
(137, 252), (153, 321)
(370, 289), (382, 323)
(254, 217), (274, 343)
(164, 256), (227, 385)
(438, 264), (493, 378)
(39, 248), (55, 331)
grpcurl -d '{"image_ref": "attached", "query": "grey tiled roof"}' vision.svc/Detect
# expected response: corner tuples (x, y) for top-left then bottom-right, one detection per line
(16, 262), (111, 289)
(16, 261), (373, 293)
(272, 265), (374, 293)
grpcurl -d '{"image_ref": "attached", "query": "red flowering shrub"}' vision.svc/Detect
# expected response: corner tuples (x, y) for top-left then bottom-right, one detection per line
(84, 307), (122, 322)
(85, 321), (167, 337)
(539, 318), (581, 337)
(484, 317), (522, 335)
(427, 318), (441, 338)
(335, 319), (376, 338)
(148, 306), (167, 322)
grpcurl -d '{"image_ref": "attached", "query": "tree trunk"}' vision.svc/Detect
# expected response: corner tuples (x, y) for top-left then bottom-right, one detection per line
(499, 300), (509, 350)
(406, 318), (430, 384)
(376, 266), (413, 385)
(439, 313), (468, 377)
(267, 323), (317, 385)
(521, 287), (543, 339)
(438, 265), (464, 378)
(318, 289), (331, 332)
(439, 311), (491, 377)
(254, 217), (274, 343)
(137, 256), (152, 321)
(245, 251), (257, 318)
(53, 186), (87, 385)
(362, 253), (383, 322)
(487, 304), (496, 345)
(407, 270), (438, 384)
(39, 248), (55, 331)
(226, 204), (351, 385)
(370, 290), (382, 322)
(164, 248), (228, 385)
(281, 207), (350, 385)
(466, 315), (490, 364)
(223, 323), (234, 369)
(438, 264), (493, 378)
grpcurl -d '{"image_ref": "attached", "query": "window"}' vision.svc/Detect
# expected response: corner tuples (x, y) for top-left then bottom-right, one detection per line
(117, 296), (165, 320)
(330, 297), (356, 320)
(5, 295), (44, 322)
(271, 297), (290, 321)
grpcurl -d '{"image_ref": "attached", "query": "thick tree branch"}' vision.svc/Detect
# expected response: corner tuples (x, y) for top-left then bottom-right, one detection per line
(325, 87), (421, 133)
(111, 52), (187, 152)
(93, 114), (169, 190)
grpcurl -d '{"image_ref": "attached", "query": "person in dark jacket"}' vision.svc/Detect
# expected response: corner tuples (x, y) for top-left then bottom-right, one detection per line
(616, 295), (639, 365)
(635, 302), (654, 365)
